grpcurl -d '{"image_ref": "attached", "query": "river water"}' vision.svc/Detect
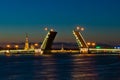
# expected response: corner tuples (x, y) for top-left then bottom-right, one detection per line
(0, 53), (120, 80)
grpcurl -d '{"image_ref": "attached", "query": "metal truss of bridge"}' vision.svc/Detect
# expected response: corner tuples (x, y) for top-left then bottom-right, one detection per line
(40, 31), (57, 54)
(73, 30), (88, 53)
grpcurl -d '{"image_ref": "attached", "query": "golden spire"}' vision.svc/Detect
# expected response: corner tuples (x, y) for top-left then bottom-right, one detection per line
(24, 33), (29, 50)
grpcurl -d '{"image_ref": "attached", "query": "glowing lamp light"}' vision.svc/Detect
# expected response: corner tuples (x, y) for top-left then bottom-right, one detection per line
(92, 43), (96, 46)
(81, 27), (84, 31)
(6, 45), (11, 48)
(50, 29), (54, 31)
(87, 42), (91, 46)
(34, 43), (38, 46)
(15, 45), (19, 49)
(76, 26), (80, 30)
(44, 27), (48, 31)
(6, 50), (10, 53)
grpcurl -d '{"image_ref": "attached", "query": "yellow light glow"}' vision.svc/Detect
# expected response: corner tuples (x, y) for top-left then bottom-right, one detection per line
(6, 45), (11, 48)
(15, 45), (19, 48)
(50, 29), (54, 31)
(81, 27), (84, 31)
(87, 42), (91, 46)
(34, 43), (38, 46)
(92, 43), (96, 46)
(6, 50), (10, 53)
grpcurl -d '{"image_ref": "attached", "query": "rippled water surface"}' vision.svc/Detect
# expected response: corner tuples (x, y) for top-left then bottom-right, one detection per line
(0, 54), (120, 80)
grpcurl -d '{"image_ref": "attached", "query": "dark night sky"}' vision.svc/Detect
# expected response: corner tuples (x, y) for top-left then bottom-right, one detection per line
(0, 0), (120, 44)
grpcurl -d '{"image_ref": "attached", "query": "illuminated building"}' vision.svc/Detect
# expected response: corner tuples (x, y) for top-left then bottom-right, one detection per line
(24, 33), (29, 50)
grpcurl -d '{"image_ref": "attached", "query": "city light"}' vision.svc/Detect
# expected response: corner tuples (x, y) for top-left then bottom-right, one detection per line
(87, 42), (91, 46)
(50, 29), (54, 32)
(114, 46), (120, 49)
(87, 42), (96, 47)
(77, 26), (80, 30)
(6, 44), (11, 48)
(34, 43), (38, 47)
(0, 27), (119, 54)
(44, 27), (48, 31)
(96, 46), (101, 49)
(76, 26), (84, 31)
(92, 43), (96, 46)
(81, 27), (84, 31)
(34, 43), (39, 49)
(15, 45), (19, 49)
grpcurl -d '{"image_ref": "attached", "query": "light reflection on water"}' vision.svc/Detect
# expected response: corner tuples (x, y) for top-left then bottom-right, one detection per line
(0, 54), (120, 80)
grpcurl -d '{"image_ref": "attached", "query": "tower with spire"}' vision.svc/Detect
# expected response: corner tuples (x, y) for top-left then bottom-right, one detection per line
(24, 33), (29, 50)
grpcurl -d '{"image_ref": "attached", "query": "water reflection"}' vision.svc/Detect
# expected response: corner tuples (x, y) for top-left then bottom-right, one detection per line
(71, 55), (98, 80)
(0, 54), (120, 80)
(33, 54), (99, 80)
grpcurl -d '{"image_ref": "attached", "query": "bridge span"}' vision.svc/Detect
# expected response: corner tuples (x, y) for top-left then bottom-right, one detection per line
(0, 48), (120, 55)
(73, 30), (89, 53)
(0, 27), (120, 55)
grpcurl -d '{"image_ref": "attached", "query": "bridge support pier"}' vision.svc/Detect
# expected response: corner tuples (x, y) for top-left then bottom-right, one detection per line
(80, 48), (89, 53)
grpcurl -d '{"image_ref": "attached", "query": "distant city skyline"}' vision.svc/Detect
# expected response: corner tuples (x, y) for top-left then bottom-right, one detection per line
(0, 0), (120, 44)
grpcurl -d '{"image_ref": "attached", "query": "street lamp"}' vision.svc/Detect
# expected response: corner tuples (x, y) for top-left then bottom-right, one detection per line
(87, 42), (91, 46)
(34, 43), (39, 49)
(76, 26), (84, 31)
(50, 29), (54, 32)
(81, 27), (84, 31)
(34, 43), (38, 46)
(87, 42), (96, 48)
(6, 44), (11, 54)
(15, 45), (19, 49)
(44, 27), (48, 31)
(92, 43), (96, 46)
(77, 26), (80, 30)
(6, 44), (11, 50)
(44, 27), (54, 32)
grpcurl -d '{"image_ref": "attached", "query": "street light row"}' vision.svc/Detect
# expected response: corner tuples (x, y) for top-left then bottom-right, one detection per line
(87, 42), (96, 47)
(6, 43), (39, 49)
(45, 26), (84, 32)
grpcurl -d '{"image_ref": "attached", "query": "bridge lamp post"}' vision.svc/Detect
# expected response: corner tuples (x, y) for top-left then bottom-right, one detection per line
(80, 27), (84, 31)
(34, 43), (39, 49)
(87, 42), (91, 46)
(87, 42), (96, 48)
(91, 43), (96, 48)
(45, 27), (54, 32)
(6, 44), (11, 53)
(6, 44), (11, 50)
(76, 26), (84, 31)
(50, 29), (54, 32)
(76, 26), (80, 30)
(44, 27), (48, 31)
(15, 45), (19, 50)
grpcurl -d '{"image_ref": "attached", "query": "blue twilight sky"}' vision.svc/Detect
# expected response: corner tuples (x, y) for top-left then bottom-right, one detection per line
(0, 0), (120, 44)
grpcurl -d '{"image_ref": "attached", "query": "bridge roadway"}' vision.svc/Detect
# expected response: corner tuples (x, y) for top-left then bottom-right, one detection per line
(0, 48), (120, 55)
(89, 48), (120, 53)
(0, 49), (34, 55)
